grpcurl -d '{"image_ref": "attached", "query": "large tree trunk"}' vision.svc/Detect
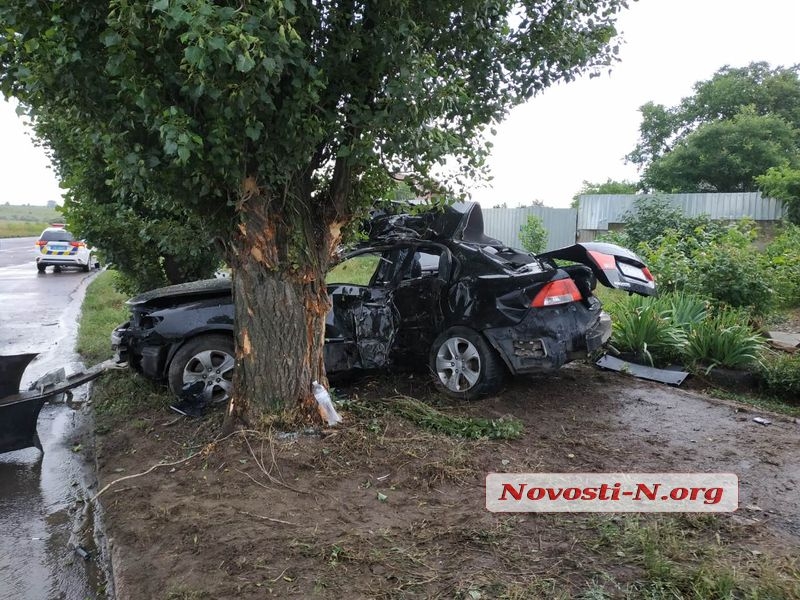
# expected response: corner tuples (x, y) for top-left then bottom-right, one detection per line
(225, 181), (342, 426)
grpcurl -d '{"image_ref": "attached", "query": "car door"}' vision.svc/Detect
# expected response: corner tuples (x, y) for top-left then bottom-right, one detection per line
(325, 249), (400, 372)
(388, 244), (452, 362)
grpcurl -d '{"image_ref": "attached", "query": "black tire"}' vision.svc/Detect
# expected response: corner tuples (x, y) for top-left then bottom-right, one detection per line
(168, 334), (235, 404)
(429, 326), (505, 400)
(37, 264), (46, 273)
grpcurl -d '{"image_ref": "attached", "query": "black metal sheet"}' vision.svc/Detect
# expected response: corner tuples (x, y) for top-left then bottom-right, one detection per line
(596, 354), (689, 386)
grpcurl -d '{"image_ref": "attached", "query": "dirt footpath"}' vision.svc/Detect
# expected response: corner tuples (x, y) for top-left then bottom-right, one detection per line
(93, 364), (800, 599)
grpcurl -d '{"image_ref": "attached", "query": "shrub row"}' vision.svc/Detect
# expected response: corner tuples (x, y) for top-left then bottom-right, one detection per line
(606, 292), (765, 372)
(602, 197), (800, 313)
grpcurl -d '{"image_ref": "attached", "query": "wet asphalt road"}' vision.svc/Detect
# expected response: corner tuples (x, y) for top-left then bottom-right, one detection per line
(0, 237), (104, 599)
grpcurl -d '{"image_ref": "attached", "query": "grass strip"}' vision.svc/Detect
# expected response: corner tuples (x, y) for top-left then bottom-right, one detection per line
(76, 271), (129, 363)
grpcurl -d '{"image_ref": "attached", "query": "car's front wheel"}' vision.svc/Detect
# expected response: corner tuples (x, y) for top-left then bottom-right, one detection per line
(429, 327), (505, 400)
(168, 334), (235, 404)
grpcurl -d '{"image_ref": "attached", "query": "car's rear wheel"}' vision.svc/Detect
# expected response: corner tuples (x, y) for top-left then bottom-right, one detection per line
(168, 334), (235, 404)
(429, 327), (505, 400)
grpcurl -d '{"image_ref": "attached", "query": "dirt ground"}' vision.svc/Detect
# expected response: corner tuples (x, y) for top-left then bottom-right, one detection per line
(91, 364), (800, 599)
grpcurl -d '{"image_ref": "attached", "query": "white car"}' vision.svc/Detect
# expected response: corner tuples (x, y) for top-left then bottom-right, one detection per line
(35, 225), (95, 273)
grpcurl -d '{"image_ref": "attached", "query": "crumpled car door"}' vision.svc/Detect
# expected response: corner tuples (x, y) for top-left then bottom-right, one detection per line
(350, 287), (399, 369)
(325, 248), (401, 372)
(538, 242), (657, 296)
(327, 286), (399, 371)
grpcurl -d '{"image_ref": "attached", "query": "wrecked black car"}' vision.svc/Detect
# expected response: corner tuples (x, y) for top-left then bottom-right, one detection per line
(111, 202), (656, 402)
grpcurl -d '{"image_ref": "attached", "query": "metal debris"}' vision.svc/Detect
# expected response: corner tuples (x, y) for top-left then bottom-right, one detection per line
(595, 354), (689, 386)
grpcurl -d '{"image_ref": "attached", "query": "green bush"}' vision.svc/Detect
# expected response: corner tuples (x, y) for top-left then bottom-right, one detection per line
(760, 224), (800, 307)
(519, 215), (548, 254)
(683, 309), (765, 372)
(632, 214), (773, 312)
(691, 242), (774, 312)
(759, 352), (800, 401)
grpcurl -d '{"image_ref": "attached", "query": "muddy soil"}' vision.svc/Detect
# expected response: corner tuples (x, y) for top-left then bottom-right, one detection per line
(93, 364), (800, 599)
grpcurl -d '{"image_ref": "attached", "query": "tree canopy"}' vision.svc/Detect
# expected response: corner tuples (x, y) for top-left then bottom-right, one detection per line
(1, 0), (631, 421)
(757, 165), (800, 224)
(628, 62), (800, 193)
(570, 178), (638, 207)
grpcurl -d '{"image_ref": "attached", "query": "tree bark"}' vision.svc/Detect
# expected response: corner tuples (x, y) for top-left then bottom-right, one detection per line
(225, 182), (341, 426)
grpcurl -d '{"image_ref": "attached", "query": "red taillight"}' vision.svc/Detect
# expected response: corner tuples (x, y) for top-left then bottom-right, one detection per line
(531, 279), (582, 307)
(588, 250), (617, 271)
(70, 241), (85, 247)
(642, 267), (654, 281)
(35, 240), (47, 246)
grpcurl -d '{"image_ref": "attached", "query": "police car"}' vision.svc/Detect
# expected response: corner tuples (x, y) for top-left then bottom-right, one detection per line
(35, 225), (95, 273)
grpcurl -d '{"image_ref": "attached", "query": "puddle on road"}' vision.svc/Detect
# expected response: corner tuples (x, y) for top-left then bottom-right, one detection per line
(0, 270), (112, 599)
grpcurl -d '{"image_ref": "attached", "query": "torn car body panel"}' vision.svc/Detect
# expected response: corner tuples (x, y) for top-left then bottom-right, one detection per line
(112, 202), (657, 399)
(1, 354), (118, 454)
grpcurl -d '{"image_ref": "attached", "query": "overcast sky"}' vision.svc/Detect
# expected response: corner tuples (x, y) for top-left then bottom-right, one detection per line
(1, 0), (798, 208)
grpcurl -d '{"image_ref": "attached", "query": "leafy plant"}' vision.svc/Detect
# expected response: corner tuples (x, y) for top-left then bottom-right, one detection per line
(759, 224), (800, 307)
(518, 215), (548, 254)
(608, 294), (687, 366)
(683, 309), (765, 372)
(666, 292), (708, 331)
(756, 164), (800, 225)
(759, 352), (800, 401)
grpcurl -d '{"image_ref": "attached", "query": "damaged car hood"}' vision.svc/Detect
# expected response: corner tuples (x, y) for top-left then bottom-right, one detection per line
(127, 278), (232, 307)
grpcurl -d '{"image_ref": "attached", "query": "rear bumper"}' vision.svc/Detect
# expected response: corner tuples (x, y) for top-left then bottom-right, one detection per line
(36, 256), (87, 266)
(483, 302), (611, 375)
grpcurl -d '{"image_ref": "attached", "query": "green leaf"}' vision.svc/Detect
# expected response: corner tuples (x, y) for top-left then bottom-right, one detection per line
(184, 46), (204, 67)
(235, 53), (255, 73)
(207, 36), (226, 52)
(245, 125), (261, 141)
(152, 0), (169, 11)
(100, 31), (122, 48)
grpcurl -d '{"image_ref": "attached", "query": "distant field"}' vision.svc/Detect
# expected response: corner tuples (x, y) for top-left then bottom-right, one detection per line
(0, 204), (62, 238)
(0, 220), (51, 238)
(0, 204), (61, 222)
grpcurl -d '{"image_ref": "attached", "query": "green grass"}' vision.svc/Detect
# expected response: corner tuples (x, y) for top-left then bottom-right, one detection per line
(709, 388), (800, 418)
(584, 515), (800, 599)
(76, 269), (171, 425)
(0, 204), (62, 238)
(0, 203), (61, 221)
(327, 254), (380, 285)
(76, 270), (129, 363)
(0, 220), (51, 238)
(343, 394), (524, 440)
